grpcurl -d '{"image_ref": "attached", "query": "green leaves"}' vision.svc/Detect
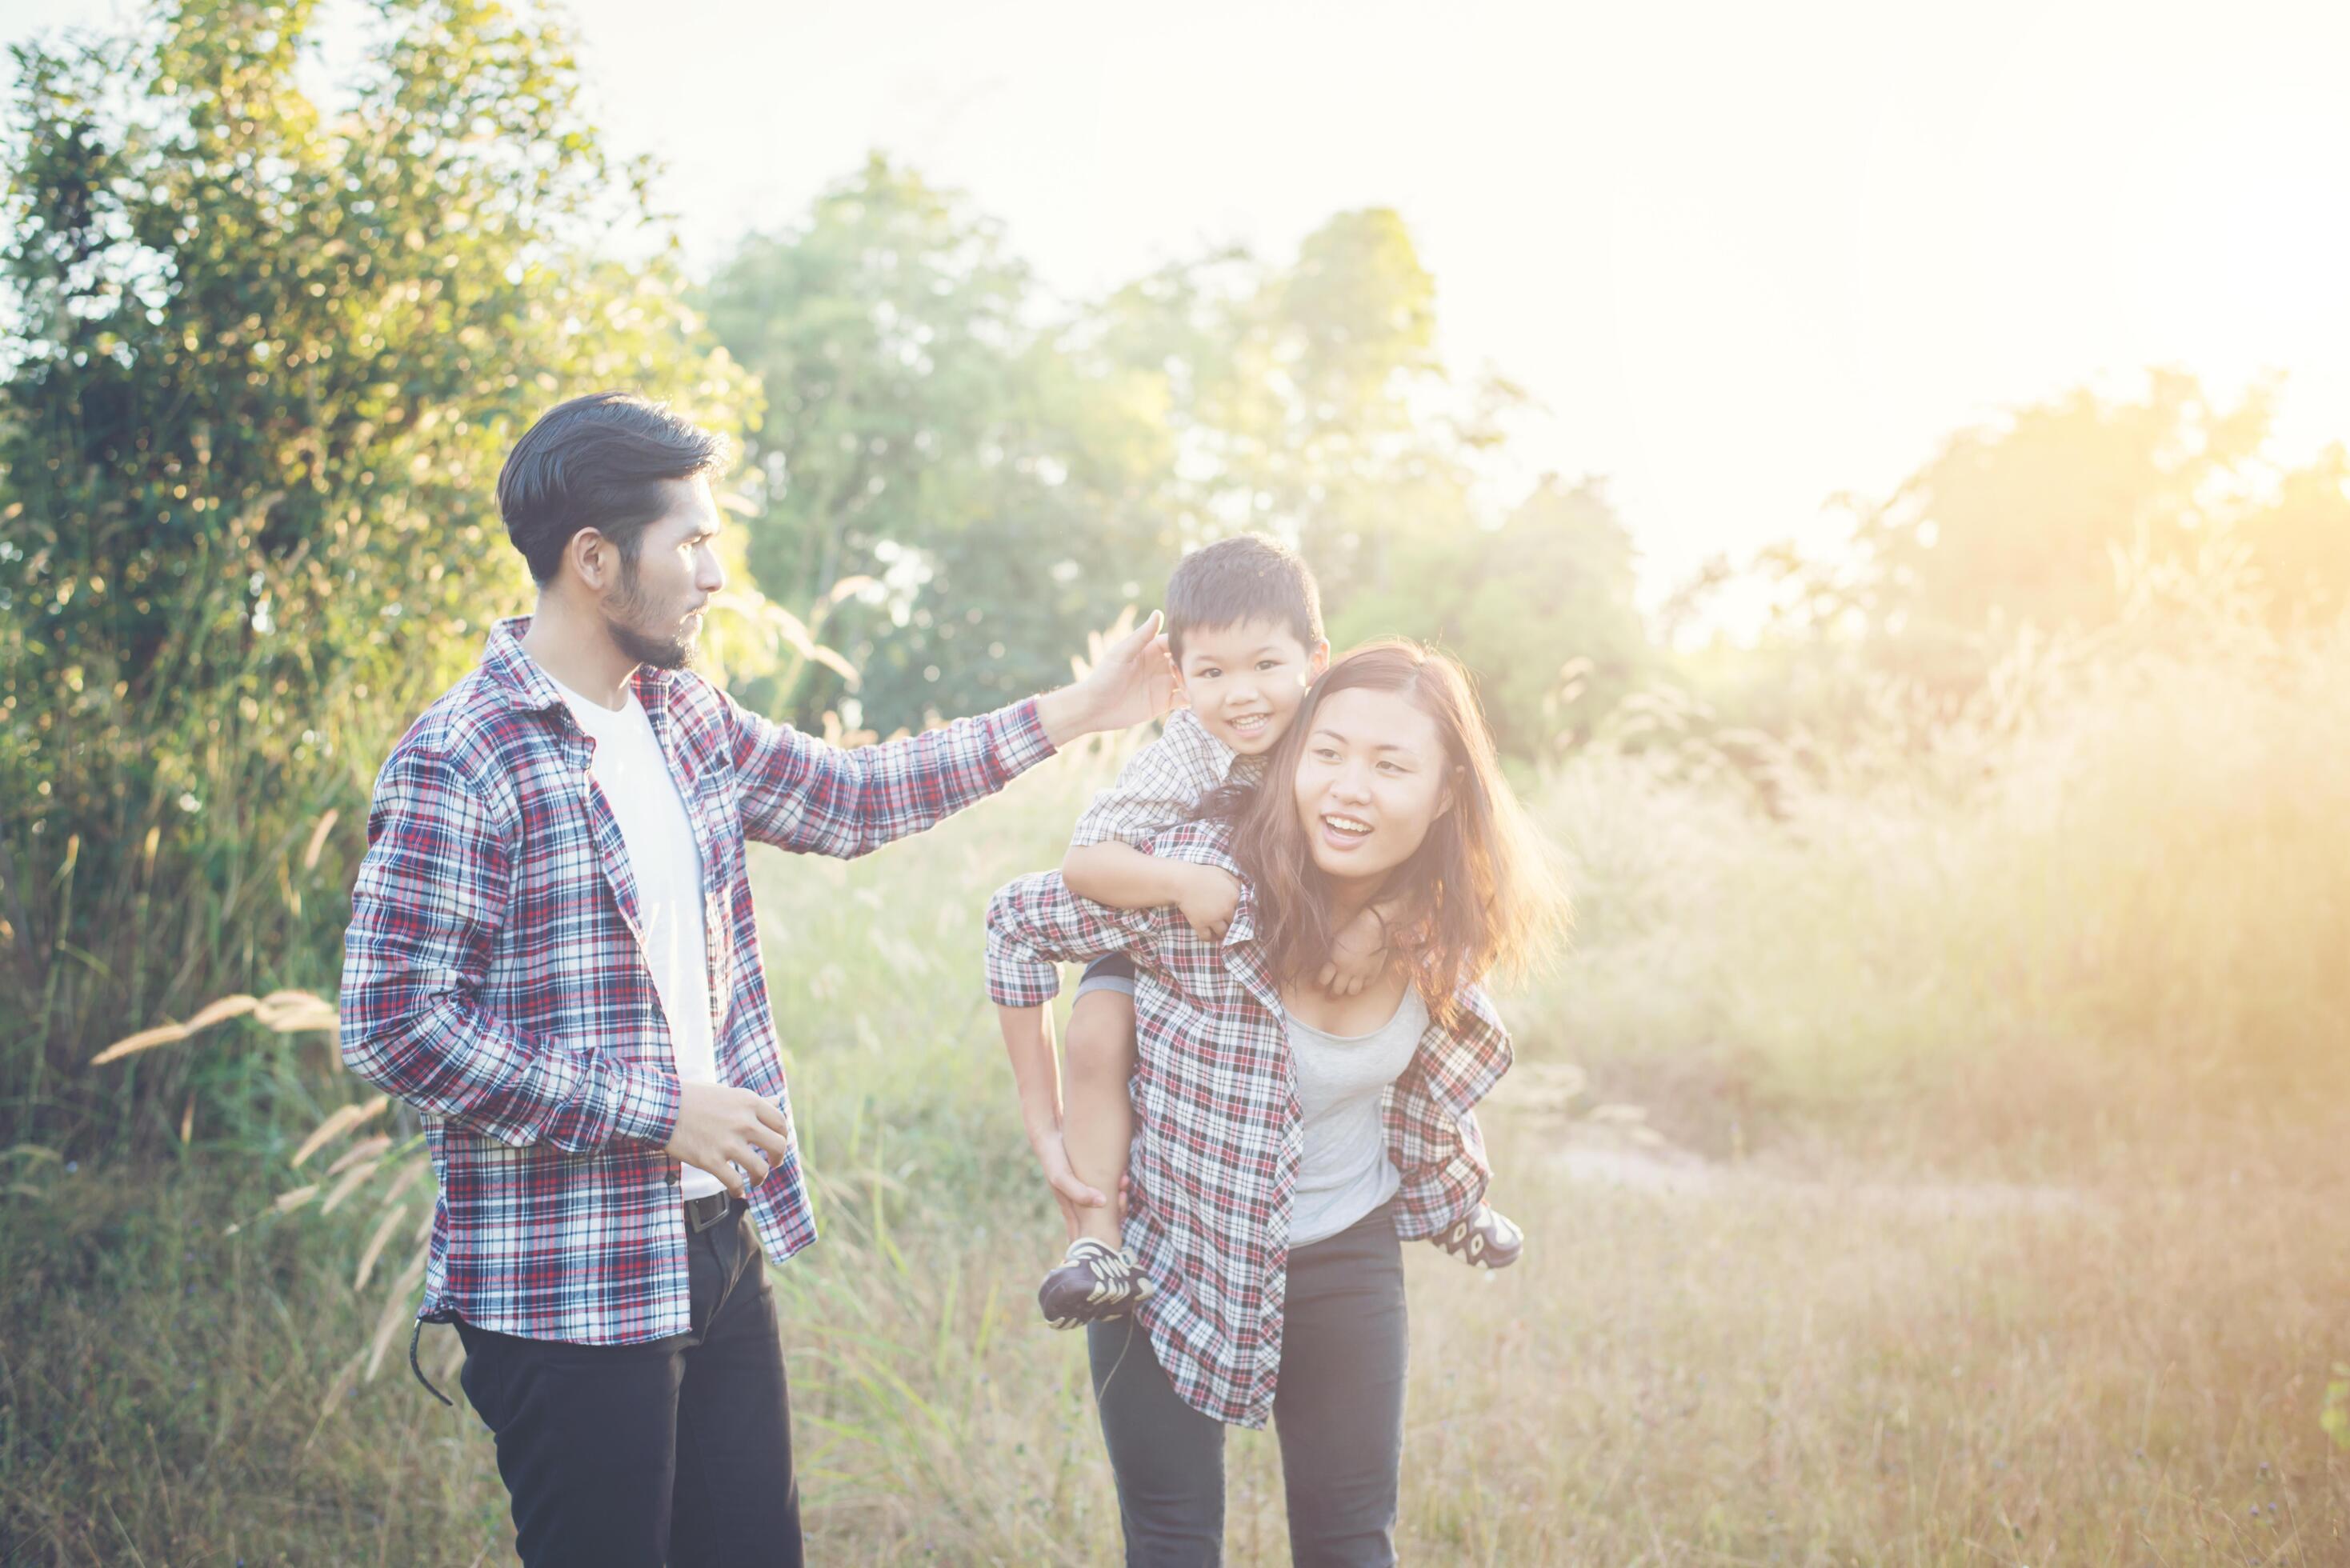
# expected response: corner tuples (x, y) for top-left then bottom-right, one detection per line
(703, 168), (1640, 740)
(705, 154), (1179, 730)
(0, 0), (751, 1142)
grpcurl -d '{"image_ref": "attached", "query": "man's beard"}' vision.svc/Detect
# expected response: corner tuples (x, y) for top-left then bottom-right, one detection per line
(605, 561), (699, 671)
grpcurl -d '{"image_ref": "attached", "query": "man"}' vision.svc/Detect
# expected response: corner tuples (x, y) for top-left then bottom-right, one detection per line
(338, 391), (1172, 1566)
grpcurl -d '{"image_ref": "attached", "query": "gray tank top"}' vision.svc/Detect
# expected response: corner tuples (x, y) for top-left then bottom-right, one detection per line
(1283, 986), (1429, 1247)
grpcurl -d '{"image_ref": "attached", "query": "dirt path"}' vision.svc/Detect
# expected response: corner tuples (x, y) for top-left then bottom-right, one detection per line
(1541, 1126), (2091, 1218)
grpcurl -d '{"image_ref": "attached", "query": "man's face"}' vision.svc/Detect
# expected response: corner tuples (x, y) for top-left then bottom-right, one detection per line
(1173, 618), (1330, 755)
(603, 475), (726, 671)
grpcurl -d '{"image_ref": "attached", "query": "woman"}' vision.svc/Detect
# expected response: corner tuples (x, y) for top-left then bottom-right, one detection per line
(985, 641), (1567, 1565)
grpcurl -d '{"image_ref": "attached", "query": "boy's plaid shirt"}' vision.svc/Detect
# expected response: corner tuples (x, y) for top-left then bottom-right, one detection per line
(1067, 707), (1263, 849)
(984, 822), (1511, 1429)
(340, 617), (1053, 1345)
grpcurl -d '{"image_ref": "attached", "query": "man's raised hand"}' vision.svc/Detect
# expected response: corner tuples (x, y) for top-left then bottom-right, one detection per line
(1035, 609), (1176, 746)
(663, 1082), (794, 1199)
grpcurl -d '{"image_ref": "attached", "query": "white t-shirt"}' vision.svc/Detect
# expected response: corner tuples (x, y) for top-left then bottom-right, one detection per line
(547, 671), (726, 1201)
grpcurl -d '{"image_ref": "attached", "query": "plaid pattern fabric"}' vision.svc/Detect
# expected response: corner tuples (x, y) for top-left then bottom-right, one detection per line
(985, 821), (1510, 1428)
(342, 616), (1053, 1345)
(1067, 708), (1264, 849)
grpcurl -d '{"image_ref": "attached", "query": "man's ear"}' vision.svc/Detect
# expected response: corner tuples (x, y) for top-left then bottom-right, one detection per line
(565, 527), (619, 594)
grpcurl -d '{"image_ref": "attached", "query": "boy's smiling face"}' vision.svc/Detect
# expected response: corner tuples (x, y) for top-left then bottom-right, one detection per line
(1173, 618), (1331, 756)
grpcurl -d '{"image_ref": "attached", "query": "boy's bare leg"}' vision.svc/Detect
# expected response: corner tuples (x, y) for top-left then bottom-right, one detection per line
(1060, 988), (1139, 1250)
(995, 1002), (1107, 1242)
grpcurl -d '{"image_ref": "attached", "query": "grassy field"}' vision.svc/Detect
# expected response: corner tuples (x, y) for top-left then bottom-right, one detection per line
(5, 620), (2348, 1563)
(7, 1108), (2344, 1564)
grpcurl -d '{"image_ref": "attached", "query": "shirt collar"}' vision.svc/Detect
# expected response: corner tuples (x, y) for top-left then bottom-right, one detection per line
(1171, 708), (1250, 782)
(482, 614), (675, 721)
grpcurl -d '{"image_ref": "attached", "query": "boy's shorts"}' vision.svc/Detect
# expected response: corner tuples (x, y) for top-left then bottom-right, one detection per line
(1073, 954), (1136, 1000)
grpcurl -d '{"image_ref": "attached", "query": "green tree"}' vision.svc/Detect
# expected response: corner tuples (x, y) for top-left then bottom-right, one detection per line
(704, 154), (1175, 731)
(709, 170), (1657, 752)
(1846, 370), (2350, 689)
(1094, 209), (1659, 750)
(1088, 208), (1474, 613)
(0, 0), (754, 1145)
(1326, 477), (1652, 758)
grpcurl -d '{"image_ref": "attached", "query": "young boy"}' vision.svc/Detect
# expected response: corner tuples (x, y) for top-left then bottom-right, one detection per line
(999, 534), (1526, 1330)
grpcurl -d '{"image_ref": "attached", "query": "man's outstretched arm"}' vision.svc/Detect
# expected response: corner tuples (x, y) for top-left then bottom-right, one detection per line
(728, 612), (1175, 858)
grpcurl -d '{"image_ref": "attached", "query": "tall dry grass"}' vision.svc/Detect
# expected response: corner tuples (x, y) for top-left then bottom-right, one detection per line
(1520, 559), (2350, 1166)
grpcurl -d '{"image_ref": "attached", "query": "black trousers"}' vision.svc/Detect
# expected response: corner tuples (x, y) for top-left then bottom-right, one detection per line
(452, 1202), (803, 1568)
(1087, 1202), (1409, 1567)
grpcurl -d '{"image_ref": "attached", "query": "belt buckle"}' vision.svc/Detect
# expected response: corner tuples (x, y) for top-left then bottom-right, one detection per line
(687, 1193), (735, 1233)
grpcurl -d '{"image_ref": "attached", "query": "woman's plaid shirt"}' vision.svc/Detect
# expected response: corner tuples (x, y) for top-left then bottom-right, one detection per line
(341, 617), (1053, 1346)
(984, 821), (1511, 1428)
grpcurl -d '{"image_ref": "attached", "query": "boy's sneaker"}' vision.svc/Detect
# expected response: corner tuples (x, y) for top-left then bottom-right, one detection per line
(1038, 1238), (1154, 1330)
(1430, 1204), (1524, 1270)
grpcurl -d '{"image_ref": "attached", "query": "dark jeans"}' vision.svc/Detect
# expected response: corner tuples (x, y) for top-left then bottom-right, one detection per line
(452, 1202), (803, 1568)
(1087, 1202), (1408, 1567)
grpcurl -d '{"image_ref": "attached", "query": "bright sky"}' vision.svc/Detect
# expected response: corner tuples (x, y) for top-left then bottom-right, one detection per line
(10, 0), (2350, 609)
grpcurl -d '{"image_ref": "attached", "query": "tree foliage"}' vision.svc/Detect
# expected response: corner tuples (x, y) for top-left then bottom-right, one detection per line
(707, 168), (1655, 743)
(1327, 477), (1650, 760)
(703, 154), (1173, 730)
(1845, 370), (2350, 688)
(0, 0), (752, 1142)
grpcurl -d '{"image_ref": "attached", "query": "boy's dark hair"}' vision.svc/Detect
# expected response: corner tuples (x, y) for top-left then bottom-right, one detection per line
(1164, 534), (1325, 662)
(497, 392), (729, 583)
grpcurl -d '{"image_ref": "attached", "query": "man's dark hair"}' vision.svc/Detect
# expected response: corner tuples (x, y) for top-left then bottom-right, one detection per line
(497, 392), (729, 583)
(1164, 533), (1325, 662)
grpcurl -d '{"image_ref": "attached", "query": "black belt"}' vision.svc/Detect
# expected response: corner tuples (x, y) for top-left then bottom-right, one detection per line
(685, 1190), (743, 1234)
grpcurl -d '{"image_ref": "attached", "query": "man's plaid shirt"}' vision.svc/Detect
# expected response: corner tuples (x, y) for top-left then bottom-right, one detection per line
(985, 820), (1511, 1429)
(341, 617), (1054, 1345)
(1067, 707), (1263, 849)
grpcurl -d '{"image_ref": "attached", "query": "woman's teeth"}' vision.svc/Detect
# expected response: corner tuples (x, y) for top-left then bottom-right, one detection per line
(1323, 814), (1372, 838)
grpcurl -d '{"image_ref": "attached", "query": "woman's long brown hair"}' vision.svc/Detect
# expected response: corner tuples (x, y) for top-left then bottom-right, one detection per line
(1211, 640), (1571, 1022)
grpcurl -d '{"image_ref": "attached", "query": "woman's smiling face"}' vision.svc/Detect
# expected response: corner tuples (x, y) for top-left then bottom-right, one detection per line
(1291, 686), (1451, 884)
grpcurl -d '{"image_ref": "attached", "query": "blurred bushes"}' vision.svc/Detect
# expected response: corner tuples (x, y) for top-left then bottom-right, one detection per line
(1518, 547), (2350, 1156)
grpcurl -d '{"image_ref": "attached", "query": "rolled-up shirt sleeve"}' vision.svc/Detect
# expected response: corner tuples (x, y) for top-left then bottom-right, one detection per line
(1068, 710), (1232, 849)
(338, 745), (681, 1152)
(984, 870), (1167, 1007)
(1383, 985), (1514, 1239)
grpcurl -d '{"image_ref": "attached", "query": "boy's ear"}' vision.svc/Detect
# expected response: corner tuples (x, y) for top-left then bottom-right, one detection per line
(1307, 639), (1331, 680)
